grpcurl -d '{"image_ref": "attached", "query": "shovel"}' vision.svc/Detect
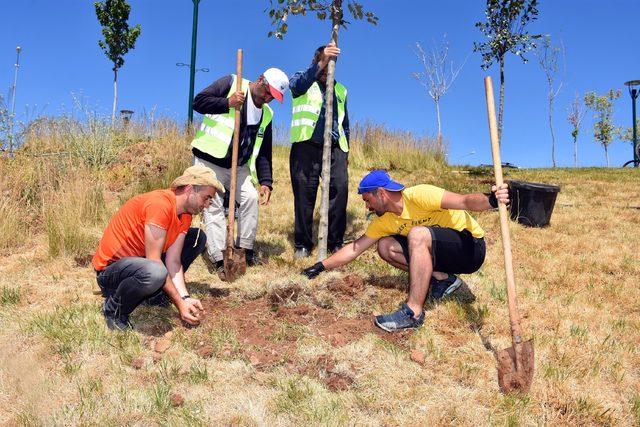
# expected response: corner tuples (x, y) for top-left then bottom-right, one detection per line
(484, 76), (534, 394)
(222, 48), (247, 282)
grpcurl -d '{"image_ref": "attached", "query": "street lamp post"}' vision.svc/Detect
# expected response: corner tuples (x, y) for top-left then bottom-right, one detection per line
(187, 0), (201, 125)
(624, 80), (640, 168)
(9, 46), (21, 153)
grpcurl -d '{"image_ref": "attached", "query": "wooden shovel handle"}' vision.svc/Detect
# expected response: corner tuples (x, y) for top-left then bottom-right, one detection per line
(226, 49), (242, 249)
(484, 76), (524, 344)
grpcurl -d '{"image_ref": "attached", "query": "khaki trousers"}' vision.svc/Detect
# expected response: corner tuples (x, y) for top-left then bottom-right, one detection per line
(194, 156), (258, 262)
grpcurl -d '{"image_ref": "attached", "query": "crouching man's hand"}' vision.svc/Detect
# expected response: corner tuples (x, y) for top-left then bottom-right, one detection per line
(488, 183), (510, 208)
(179, 298), (204, 326)
(492, 183), (510, 205)
(302, 262), (325, 279)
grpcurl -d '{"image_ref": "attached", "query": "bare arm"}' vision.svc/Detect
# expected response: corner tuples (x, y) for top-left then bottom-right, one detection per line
(144, 225), (202, 325)
(164, 233), (187, 297)
(322, 235), (378, 270)
(441, 184), (509, 212)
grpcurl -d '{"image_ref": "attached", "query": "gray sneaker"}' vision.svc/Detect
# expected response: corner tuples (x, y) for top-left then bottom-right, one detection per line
(374, 303), (425, 333)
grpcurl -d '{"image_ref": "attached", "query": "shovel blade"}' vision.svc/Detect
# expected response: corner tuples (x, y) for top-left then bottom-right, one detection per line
(496, 339), (534, 394)
(223, 247), (246, 282)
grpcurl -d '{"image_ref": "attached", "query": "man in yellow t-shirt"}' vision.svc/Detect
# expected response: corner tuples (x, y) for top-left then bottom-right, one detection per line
(302, 169), (509, 333)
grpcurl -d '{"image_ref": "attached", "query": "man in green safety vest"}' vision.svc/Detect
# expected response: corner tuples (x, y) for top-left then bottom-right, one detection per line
(191, 68), (289, 278)
(289, 42), (350, 259)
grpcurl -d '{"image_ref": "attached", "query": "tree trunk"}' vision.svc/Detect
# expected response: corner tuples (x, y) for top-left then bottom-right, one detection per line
(573, 136), (578, 167)
(498, 59), (505, 144)
(112, 68), (118, 124)
(317, 3), (341, 262)
(548, 96), (556, 167)
(435, 100), (442, 146)
(604, 144), (609, 167)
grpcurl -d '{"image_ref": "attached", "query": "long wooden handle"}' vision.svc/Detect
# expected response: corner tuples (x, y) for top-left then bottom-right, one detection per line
(226, 49), (243, 249)
(484, 76), (523, 345)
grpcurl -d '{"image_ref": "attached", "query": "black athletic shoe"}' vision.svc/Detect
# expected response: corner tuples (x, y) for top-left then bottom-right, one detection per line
(245, 249), (263, 266)
(103, 296), (132, 331)
(142, 291), (172, 307)
(429, 274), (464, 300)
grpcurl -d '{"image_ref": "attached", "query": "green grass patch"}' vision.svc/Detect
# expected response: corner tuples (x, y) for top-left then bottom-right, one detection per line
(0, 286), (22, 306)
(272, 376), (349, 424)
(29, 303), (141, 367)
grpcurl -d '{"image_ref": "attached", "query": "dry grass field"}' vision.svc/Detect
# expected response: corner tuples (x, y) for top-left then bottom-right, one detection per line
(0, 118), (639, 426)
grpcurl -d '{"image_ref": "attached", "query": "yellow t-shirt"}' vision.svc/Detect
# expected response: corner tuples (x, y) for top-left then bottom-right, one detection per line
(364, 184), (485, 239)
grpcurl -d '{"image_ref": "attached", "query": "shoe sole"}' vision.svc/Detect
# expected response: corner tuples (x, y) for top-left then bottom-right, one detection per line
(443, 277), (464, 297)
(374, 318), (422, 333)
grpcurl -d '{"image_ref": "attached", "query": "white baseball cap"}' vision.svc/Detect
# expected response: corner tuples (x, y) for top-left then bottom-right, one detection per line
(263, 67), (289, 103)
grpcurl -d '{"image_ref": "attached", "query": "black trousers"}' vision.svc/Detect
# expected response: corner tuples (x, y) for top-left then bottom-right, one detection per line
(96, 228), (206, 316)
(289, 141), (348, 251)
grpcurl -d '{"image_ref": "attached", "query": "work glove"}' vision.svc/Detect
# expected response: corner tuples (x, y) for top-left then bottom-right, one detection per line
(301, 262), (325, 279)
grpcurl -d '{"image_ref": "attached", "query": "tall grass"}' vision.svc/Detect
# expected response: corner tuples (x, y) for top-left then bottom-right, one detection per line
(349, 122), (447, 172)
(1, 115), (445, 257)
(44, 173), (107, 257)
(0, 197), (24, 253)
(273, 121), (448, 173)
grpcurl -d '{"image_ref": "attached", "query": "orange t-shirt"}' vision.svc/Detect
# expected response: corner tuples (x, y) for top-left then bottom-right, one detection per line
(92, 189), (192, 271)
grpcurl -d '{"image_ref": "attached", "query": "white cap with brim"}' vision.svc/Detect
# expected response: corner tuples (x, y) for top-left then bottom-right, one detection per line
(263, 67), (289, 103)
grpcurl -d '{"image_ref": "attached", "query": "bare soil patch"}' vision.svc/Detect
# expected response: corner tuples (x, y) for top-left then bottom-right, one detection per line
(195, 275), (410, 380)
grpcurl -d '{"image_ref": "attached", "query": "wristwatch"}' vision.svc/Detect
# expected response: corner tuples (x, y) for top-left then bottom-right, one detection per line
(181, 294), (190, 300)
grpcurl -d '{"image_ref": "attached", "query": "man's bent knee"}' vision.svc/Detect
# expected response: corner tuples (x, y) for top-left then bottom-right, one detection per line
(144, 262), (168, 289)
(407, 226), (431, 250)
(241, 187), (259, 207)
(377, 237), (395, 261)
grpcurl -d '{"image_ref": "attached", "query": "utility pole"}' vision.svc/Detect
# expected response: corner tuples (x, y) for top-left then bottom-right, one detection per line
(624, 80), (640, 167)
(9, 46), (21, 153)
(187, 0), (201, 125)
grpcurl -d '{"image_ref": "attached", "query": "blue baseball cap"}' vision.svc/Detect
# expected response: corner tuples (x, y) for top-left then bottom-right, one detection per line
(357, 170), (405, 194)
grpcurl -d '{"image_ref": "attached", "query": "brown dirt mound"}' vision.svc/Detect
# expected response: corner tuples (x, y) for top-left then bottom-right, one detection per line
(327, 274), (365, 297)
(198, 283), (408, 370)
(267, 283), (304, 310)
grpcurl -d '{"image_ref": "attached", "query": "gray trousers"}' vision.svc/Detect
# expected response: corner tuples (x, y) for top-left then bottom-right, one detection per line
(194, 156), (259, 262)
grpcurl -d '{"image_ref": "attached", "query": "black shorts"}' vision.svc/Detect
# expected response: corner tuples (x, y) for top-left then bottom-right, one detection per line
(392, 228), (486, 274)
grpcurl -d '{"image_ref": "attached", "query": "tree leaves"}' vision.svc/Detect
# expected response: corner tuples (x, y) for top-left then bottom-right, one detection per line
(584, 89), (622, 149)
(265, 0), (377, 39)
(94, 0), (141, 72)
(473, 0), (541, 70)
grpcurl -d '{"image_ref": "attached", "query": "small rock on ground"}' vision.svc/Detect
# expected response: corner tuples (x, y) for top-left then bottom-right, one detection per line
(154, 338), (171, 353)
(410, 349), (425, 365)
(131, 357), (145, 369)
(197, 345), (214, 358)
(170, 393), (185, 407)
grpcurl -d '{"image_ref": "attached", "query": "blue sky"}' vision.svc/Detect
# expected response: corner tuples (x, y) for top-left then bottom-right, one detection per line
(1, 0), (639, 167)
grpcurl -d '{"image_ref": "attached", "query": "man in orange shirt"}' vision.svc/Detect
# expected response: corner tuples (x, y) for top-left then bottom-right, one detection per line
(93, 165), (225, 330)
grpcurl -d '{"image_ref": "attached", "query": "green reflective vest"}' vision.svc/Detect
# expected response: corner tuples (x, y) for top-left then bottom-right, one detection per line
(290, 81), (348, 152)
(191, 75), (273, 184)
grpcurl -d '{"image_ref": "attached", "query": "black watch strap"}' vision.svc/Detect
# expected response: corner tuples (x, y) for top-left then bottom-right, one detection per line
(181, 294), (190, 300)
